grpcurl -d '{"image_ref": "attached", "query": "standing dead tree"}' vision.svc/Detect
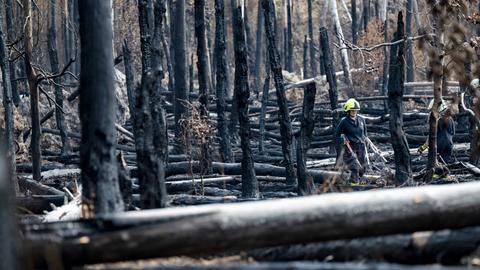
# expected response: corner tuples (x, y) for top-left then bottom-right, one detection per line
(5, 0), (19, 106)
(134, 0), (168, 208)
(307, 0), (316, 77)
(296, 82), (317, 195)
(79, 0), (124, 216)
(195, 0), (212, 174)
(387, 12), (412, 185)
(48, 0), (70, 156)
(263, 0), (297, 186)
(214, 0), (233, 163)
(0, 0), (17, 192)
(232, 0), (259, 198)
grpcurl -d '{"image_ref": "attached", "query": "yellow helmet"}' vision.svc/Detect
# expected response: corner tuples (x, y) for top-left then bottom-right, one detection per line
(344, 98), (360, 112)
(471, 78), (480, 89)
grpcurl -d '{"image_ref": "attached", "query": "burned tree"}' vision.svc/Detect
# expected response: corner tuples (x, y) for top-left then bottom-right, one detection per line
(48, 0), (70, 156)
(296, 82), (317, 195)
(263, 0), (297, 186)
(195, 0), (212, 174)
(0, 0), (17, 192)
(172, 0), (188, 154)
(286, 0), (293, 72)
(405, 0), (415, 88)
(4, 0), (19, 106)
(307, 0), (317, 77)
(232, 1), (259, 198)
(351, 0), (358, 44)
(134, 0), (168, 208)
(0, 141), (16, 270)
(79, 0), (124, 215)
(387, 12), (411, 185)
(214, 0), (233, 163)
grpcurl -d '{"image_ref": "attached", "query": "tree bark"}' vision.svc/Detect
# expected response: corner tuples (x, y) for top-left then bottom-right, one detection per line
(303, 35), (308, 79)
(381, 16), (389, 112)
(195, 0), (212, 175)
(387, 12), (412, 185)
(253, 0), (264, 98)
(307, 0), (317, 77)
(214, 0), (233, 163)
(296, 82), (317, 195)
(263, 0), (297, 186)
(48, 0), (70, 156)
(172, 0), (188, 154)
(351, 0), (358, 44)
(330, 0), (355, 97)
(362, 0), (369, 31)
(286, 0), (293, 72)
(258, 73), (271, 155)
(0, 0), (17, 193)
(79, 0), (125, 216)
(232, 2), (259, 198)
(23, 0), (42, 181)
(405, 0), (415, 90)
(25, 181), (480, 266)
(4, 0), (20, 106)
(319, 28), (339, 152)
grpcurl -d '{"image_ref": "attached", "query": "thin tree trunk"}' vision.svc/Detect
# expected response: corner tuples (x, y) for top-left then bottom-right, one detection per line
(172, 0), (188, 154)
(363, 0), (369, 31)
(253, 1), (264, 98)
(79, 0), (125, 216)
(319, 27), (339, 153)
(0, 1), (17, 193)
(138, 0), (153, 72)
(303, 35), (308, 79)
(387, 12), (411, 185)
(307, 0), (316, 77)
(405, 0), (415, 90)
(330, 0), (355, 97)
(23, 0), (42, 181)
(379, 0), (387, 22)
(48, 0), (70, 156)
(195, 0), (212, 175)
(381, 16), (389, 112)
(296, 82), (317, 195)
(189, 53), (194, 93)
(258, 72), (270, 155)
(214, 0), (233, 163)
(286, 0), (293, 72)
(263, 0), (297, 186)
(351, 0), (358, 44)
(5, 0), (20, 106)
(232, 1), (259, 198)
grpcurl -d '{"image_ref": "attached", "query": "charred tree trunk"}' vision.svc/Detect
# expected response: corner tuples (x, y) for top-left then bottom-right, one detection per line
(253, 0), (264, 98)
(258, 72), (271, 155)
(122, 39), (136, 123)
(307, 0), (317, 77)
(134, 0), (168, 209)
(319, 28), (339, 152)
(79, 0), (124, 216)
(296, 82), (317, 195)
(23, 0), (42, 181)
(263, 0), (297, 186)
(387, 12), (411, 185)
(172, 0), (188, 154)
(286, 0), (293, 72)
(232, 2), (259, 198)
(405, 0), (415, 91)
(195, 0), (212, 175)
(381, 15), (389, 112)
(351, 0), (358, 44)
(5, 0), (19, 106)
(362, 0), (369, 32)
(0, 2), (17, 193)
(214, 0), (233, 163)
(189, 53), (194, 94)
(303, 36), (308, 79)
(48, 0), (70, 156)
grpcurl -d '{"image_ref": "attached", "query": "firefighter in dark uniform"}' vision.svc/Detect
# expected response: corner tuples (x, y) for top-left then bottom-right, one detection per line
(335, 98), (368, 183)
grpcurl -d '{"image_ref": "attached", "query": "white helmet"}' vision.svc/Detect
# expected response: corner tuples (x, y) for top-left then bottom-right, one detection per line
(471, 78), (480, 89)
(428, 99), (448, 114)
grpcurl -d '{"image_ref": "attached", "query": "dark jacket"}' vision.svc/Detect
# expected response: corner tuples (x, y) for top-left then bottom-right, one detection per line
(437, 116), (455, 147)
(335, 115), (368, 145)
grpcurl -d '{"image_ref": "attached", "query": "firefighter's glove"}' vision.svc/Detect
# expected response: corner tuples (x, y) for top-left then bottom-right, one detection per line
(417, 143), (428, 153)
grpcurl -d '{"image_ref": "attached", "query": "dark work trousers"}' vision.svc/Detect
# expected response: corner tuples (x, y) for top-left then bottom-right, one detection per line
(343, 142), (367, 182)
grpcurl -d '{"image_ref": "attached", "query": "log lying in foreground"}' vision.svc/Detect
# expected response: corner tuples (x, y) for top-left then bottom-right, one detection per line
(24, 182), (480, 266)
(249, 226), (480, 265)
(83, 262), (469, 270)
(16, 195), (65, 214)
(131, 161), (341, 183)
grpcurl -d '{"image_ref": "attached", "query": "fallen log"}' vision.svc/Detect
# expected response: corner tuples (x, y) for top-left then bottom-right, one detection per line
(24, 181), (480, 266)
(249, 226), (480, 265)
(16, 195), (65, 214)
(18, 178), (65, 196)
